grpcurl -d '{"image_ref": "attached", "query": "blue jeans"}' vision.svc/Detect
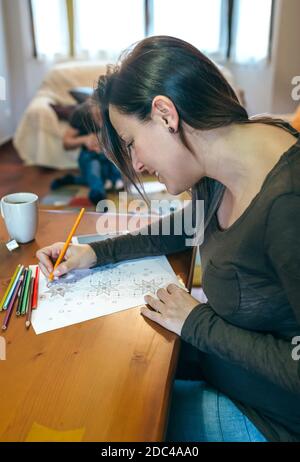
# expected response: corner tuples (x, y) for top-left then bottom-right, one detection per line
(166, 380), (268, 442)
(76, 149), (122, 196)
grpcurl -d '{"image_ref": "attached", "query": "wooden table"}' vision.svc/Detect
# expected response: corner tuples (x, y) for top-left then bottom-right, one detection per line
(0, 209), (192, 442)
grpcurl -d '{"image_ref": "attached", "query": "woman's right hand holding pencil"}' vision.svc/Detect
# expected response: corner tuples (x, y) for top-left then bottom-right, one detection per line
(36, 242), (97, 279)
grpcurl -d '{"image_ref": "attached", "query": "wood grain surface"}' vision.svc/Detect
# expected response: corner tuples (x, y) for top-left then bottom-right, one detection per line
(0, 210), (192, 442)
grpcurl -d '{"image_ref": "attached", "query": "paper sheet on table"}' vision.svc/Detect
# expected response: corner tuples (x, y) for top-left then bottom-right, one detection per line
(31, 256), (184, 335)
(129, 181), (166, 194)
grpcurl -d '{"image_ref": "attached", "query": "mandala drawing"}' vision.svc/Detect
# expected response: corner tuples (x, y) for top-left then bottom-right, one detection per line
(31, 256), (181, 334)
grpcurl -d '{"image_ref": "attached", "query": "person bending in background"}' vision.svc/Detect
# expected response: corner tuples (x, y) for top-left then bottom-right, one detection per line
(51, 98), (124, 205)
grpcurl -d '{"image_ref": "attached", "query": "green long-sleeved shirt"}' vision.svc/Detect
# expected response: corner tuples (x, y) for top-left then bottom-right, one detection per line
(89, 123), (300, 442)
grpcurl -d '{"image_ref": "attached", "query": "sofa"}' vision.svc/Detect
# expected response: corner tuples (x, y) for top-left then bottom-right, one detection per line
(13, 61), (107, 169)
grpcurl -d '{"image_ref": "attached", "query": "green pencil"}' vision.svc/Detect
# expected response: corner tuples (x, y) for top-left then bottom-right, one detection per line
(0, 264), (21, 311)
(16, 268), (28, 316)
(25, 276), (34, 316)
(20, 268), (32, 316)
(3, 264), (24, 310)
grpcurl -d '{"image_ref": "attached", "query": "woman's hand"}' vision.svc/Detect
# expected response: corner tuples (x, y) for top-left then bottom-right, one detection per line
(36, 242), (97, 279)
(141, 284), (200, 335)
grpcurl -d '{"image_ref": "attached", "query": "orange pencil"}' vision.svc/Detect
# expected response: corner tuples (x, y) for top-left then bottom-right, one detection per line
(48, 208), (85, 283)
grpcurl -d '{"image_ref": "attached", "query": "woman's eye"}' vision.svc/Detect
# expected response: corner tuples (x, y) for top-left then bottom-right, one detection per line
(127, 141), (133, 151)
(126, 141), (134, 157)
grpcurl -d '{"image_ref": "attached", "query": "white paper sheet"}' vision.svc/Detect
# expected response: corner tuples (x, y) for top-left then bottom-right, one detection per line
(31, 256), (183, 335)
(129, 181), (166, 194)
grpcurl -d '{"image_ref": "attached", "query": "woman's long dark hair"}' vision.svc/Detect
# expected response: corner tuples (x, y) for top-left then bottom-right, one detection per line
(94, 35), (286, 194)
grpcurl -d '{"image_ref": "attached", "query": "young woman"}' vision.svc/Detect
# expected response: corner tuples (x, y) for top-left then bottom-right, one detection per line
(36, 36), (300, 442)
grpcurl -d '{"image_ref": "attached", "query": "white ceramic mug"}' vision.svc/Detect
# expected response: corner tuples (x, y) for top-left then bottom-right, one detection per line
(0, 192), (39, 243)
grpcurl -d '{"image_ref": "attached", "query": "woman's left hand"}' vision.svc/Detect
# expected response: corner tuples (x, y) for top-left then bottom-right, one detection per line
(141, 284), (200, 335)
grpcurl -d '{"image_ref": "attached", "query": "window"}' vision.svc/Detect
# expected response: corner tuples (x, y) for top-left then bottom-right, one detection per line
(30, 0), (69, 60)
(73, 0), (145, 60)
(231, 0), (273, 63)
(152, 0), (225, 56)
(29, 0), (274, 64)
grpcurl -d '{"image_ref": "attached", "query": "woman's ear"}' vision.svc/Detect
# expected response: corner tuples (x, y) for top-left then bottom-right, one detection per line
(151, 95), (179, 133)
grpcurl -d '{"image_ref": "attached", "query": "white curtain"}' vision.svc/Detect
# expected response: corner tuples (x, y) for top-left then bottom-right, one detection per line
(73, 0), (145, 61)
(231, 0), (273, 63)
(30, 0), (273, 65)
(152, 0), (224, 56)
(31, 0), (69, 60)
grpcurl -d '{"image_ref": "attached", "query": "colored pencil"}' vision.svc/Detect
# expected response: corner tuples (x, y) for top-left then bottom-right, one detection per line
(2, 273), (24, 331)
(16, 268), (28, 316)
(3, 265), (24, 310)
(15, 272), (26, 317)
(0, 264), (21, 311)
(48, 207), (85, 282)
(32, 266), (40, 309)
(20, 268), (32, 316)
(28, 270), (35, 310)
(25, 277), (34, 329)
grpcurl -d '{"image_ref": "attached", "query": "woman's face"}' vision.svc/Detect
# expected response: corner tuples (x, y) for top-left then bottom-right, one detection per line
(109, 104), (202, 195)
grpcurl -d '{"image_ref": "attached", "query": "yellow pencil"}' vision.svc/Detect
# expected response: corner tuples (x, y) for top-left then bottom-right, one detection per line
(48, 208), (85, 283)
(0, 264), (21, 311)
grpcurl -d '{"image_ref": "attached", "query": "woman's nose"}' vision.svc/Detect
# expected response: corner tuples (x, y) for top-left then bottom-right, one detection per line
(133, 161), (145, 173)
(132, 153), (145, 173)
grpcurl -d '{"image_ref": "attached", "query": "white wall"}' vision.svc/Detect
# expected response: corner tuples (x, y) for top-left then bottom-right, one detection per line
(2, 0), (51, 132)
(0, 0), (13, 143)
(227, 0), (300, 116)
(227, 62), (274, 116)
(271, 0), (300, 113)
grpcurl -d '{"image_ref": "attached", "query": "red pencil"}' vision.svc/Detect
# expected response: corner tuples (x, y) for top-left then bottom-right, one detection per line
(32, 266), (40, 309)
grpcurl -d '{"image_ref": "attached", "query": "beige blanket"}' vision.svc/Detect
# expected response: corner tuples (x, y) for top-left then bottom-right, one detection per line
(14, 61), (107, 169)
